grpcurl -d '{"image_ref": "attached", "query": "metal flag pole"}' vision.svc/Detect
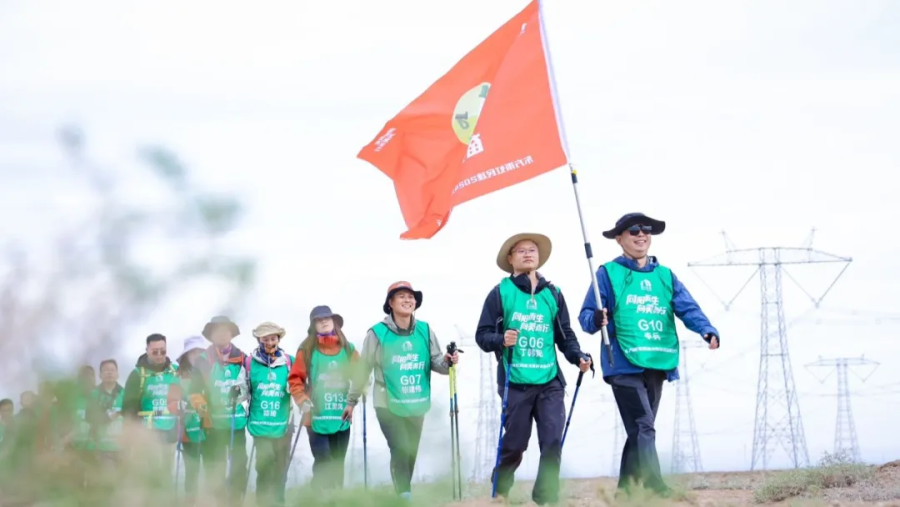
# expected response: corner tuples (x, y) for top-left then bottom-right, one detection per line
(537, 0), (613, 365)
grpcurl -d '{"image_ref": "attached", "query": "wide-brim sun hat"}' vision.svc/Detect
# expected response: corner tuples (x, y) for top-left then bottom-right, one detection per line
(252, 321), (286, 340)
(201, 315), (240, 340)
(496, 232), (552, 274)
(602, 212), (666, 239)
(309, 305), (344, 329)
(383, 281), (423, 315)
(178, 335), (206, 361)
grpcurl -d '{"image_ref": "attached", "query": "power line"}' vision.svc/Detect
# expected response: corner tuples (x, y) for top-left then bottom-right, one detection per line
(671, 341), (705, 474)
(805, 356), (879, 463)
(688, 229), (852, 471)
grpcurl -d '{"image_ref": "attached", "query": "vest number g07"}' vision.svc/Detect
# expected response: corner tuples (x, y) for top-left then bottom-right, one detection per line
(400, 374), (422, 386)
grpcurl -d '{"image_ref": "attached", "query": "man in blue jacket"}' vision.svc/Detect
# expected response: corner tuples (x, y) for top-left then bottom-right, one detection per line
(476, 232), (592, 506)
(579, 213), (720, 497)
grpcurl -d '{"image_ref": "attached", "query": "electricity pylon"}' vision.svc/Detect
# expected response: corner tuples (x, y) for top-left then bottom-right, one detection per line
(459, 325), (498, 483)
(806, 356), (878, 463)
(671, 341), (705, 474)
(688, 229), (851, 470)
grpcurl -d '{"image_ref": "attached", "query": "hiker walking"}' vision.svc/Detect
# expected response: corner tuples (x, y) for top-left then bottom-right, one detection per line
(288, 305), (359, 490)
(88, 359), (125, 483)
(475, 232), (592, 506)
(122, 333), (180, 483)
(167, 336), (208, 505)
(188, 316), (250, 507)
(578, 213), (720, 497)
(346, 281), (459, 501)
(245, 321), (294, 507)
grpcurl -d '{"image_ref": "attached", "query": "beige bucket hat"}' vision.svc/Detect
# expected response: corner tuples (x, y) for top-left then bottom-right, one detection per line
(496, 232), (552, 273)
(252, 321), (286, 340)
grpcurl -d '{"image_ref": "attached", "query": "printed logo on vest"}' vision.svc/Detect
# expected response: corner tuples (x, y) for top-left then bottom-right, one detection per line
(640, 279), (652, 292)
(402, 341), (413, 352)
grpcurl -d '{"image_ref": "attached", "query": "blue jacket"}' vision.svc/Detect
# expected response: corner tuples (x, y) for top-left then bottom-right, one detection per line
(578, 255), (719, 382)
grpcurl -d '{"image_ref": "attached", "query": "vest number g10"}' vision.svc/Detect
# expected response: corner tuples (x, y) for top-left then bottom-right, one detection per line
(638, 319), (664, 332)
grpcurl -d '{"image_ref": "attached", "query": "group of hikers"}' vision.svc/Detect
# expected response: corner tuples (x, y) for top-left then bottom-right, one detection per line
(0, 213), (720, 506)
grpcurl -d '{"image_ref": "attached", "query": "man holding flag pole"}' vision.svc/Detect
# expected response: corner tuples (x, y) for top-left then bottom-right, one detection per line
(356, 1), (616, 502)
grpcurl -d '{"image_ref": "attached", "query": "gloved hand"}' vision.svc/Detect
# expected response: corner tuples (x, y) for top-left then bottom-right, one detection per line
(298, 399), (313, 414)
(593, 308), (608, 328)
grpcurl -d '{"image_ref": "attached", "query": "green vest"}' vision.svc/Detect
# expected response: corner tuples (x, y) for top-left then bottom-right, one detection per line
(606, 261), (680, 370)
(72, 394), (93, 450)
(247, 355), (293, 438)
(309, 347), (353, 435)
(91, 386), (124, 452)
(138, 365), (179, 431)
(179, 378), (205, 443)
(373, 321), (432, 417)
(499, 278), (560, 385)
(203, 353), (249, 431)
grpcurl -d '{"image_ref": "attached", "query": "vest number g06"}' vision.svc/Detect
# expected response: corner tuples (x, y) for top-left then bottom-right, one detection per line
(517, 336), (545, 349)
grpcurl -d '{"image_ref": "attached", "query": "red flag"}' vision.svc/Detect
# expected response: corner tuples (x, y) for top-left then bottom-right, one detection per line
(357, 0), (567, 239)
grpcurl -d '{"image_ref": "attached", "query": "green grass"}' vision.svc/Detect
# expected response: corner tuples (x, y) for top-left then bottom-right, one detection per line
(752, 452), (873, 504)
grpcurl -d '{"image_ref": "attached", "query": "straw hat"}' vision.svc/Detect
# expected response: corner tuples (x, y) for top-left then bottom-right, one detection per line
(496, 233), (552, 273)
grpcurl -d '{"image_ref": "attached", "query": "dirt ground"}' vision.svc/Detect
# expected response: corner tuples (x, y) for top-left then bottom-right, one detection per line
(452, 461), (900, 507)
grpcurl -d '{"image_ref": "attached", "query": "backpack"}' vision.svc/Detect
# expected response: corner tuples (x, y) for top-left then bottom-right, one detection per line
(244, 352), (293, 389)
(492, 281), (564, 360)
(139, 364), (177, 394)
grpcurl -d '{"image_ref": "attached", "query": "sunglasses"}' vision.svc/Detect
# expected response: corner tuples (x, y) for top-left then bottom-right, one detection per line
(148, 349), (167, 356)
(627, 225), (652, 236)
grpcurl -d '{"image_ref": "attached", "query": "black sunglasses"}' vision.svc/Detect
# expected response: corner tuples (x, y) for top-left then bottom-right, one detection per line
(627, 225), (652, 236)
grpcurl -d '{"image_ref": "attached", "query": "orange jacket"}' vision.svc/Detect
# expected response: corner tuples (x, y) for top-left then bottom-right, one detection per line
(287, 335), (360, 427)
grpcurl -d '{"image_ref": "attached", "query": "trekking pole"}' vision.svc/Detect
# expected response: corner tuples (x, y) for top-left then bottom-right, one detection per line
(362, 392), (369, 490)
(491, 347), (513, 499)
(446, 342), (464, 500)
(242, 440), (256, 503)
(226, 386), (239, 487)
(174, 412), (184, 492)
(284, 403), (309, 483)
(561, 353), (594, 450)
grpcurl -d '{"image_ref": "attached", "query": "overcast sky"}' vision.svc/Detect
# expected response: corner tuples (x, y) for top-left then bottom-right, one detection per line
(2, 0), (899, 484)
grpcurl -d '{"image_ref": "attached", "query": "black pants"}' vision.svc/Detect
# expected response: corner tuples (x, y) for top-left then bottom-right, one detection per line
(610, 369), (667, 493)
(254, 434), (290, 507)
(494, 378), (566, 505)
(308, 426), (351, 490)
(375, 408), (425, 495)
(181, 442), (202, 503)
(202, 428), (248, 507)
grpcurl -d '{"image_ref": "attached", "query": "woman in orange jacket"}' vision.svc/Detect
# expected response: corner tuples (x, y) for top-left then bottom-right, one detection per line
(287, 306), (359, 490)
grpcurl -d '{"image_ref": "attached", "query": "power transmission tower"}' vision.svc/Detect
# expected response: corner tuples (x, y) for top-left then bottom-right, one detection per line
(671, 341), (705, 474)
(458, 326), (498, 483)
(805, 356), (878, 463)
(688, 229), (851, 471)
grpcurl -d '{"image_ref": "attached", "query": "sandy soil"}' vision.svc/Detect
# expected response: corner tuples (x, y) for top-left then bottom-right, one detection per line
(451, 461), (900, 507)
